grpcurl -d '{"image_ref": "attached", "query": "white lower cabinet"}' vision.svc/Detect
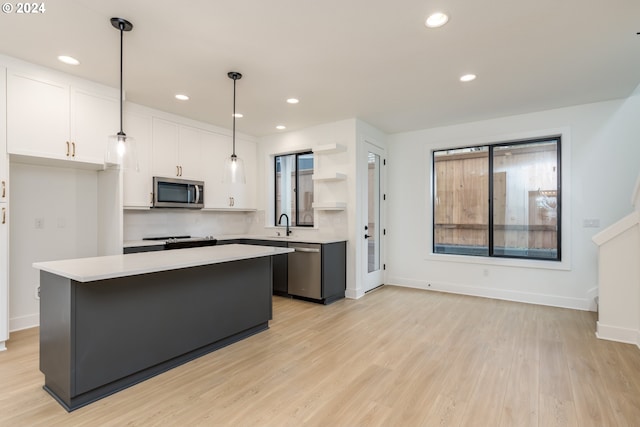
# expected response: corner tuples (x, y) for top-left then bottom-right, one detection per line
(6, 67), (118, 167)
(0, 202), (7, 350)
(202, 132), (256, 210)
(123, 110), (153, 208)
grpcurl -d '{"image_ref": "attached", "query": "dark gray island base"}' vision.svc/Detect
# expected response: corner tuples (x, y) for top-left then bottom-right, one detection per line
(39, 254), (275, 412)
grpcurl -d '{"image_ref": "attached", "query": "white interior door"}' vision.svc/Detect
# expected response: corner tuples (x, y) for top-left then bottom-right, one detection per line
(362, 143), (385, 293)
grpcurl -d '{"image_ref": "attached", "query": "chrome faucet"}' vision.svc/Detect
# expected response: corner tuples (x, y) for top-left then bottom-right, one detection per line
(278, 213), (292, 236)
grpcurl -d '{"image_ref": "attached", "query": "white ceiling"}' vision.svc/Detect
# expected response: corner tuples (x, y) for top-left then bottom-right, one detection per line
(0, 0), (638, 137)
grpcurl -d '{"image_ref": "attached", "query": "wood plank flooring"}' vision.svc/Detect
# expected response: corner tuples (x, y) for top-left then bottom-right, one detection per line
(1, 286), (640, 426)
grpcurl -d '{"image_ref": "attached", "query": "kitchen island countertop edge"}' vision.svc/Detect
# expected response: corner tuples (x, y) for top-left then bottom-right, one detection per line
(33, 244), (294, 283)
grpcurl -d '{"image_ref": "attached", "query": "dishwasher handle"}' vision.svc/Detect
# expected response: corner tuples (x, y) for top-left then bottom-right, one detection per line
(293, 247), (320, 253)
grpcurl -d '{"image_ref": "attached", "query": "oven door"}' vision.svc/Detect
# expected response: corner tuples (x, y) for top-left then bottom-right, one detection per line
(153, 177), (204, 208)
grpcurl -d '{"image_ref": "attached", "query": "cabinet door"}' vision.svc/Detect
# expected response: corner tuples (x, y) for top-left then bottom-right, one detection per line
(202, 132), (256, 209)
(7, 70), (70, 160)
(152, 118), (180, 178)
(123, 111), (153, 208)
(0, 68), (6, 347)
(178, 126), (202, 180)
(228, 137), (256, 209)
(201, 131), (233, 208)
(0, 67), (7, 203)
(70, 87), (119, 165)
(0, 203), (8, 346)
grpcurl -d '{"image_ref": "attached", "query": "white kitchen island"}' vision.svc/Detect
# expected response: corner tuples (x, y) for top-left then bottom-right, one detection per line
(33, 244), (293, 411)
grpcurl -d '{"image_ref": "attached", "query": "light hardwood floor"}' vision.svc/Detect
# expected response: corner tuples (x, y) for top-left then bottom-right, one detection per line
(1, 286), (640, 426)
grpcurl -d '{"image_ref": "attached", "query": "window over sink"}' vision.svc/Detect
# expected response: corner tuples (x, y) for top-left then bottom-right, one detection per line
(275, 151), (314, 227)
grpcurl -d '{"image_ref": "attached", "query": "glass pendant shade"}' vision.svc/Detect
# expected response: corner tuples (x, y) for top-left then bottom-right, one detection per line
(106, 133), (139, 171)
(223, 154), (246, 184)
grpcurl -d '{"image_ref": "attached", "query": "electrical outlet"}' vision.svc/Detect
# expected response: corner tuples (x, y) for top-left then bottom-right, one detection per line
(583, 219), (600, 228)
(35, 286), (40, 300)
(35, 218), (44, 229)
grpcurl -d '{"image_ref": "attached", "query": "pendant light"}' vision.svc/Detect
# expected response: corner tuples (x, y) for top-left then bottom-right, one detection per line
(105, 17), (138, 171)
(223, 71), (246, 184)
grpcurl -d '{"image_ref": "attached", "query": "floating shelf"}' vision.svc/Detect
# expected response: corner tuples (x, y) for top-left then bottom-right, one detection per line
(312, 172), (347, 182)
(313, 143), (346, 154)
(312, 202), (347, 211)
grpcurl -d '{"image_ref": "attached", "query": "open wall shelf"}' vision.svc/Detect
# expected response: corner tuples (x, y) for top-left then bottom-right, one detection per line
(313, 143), (346, 154)
(312, 202), (347, 211)
(312, 172), (347, 182)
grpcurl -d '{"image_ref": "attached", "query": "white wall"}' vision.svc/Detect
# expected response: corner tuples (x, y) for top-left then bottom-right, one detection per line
(387, 92), (640, 311)
(257, 119), (355, 291)
(9, 162), (99, 330)
(593, 211), (640, 346)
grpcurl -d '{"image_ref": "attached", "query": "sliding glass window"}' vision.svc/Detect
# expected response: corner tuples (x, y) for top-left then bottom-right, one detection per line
(275, 152), (314, 227)
(433, 137), (561, 261)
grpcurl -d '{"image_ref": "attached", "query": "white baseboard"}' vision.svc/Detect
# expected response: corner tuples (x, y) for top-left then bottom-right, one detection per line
(386, 277), (594, 311)
(10, 313), (39, 332)
(596, 322), (640, 348)
(345, 287), (365, 299)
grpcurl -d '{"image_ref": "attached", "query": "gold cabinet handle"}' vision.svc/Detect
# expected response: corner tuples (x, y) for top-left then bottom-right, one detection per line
(176, 166), (180, 177)
(71, 142), (76, 157)
(2, 207), (5, 225)
(66, 141), (70, 156)
(179, 166), (183, 176)
(1, 180), (5, 199)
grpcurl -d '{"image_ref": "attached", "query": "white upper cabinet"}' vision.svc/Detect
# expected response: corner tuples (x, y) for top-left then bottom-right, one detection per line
(70, 87), (119, 164)
(0, 66), (7, 349)
(0, 66), (7, 203)
(178, 125), (203, 180)
(151, 117), (179, 177)
(151, 118), (202, 180)
(123, 109), (153, 208)
(201, 131), (256, 210)
(6, 68), (118, 167)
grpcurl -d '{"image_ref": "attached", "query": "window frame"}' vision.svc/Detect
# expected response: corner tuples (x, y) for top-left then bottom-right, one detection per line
(432, 136), (562, 262)
(274, 150), (314, 228)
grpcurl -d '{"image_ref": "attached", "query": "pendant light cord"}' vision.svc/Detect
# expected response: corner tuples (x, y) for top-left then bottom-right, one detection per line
(232, 77), (237, 157)
(118, 23), (124, 137)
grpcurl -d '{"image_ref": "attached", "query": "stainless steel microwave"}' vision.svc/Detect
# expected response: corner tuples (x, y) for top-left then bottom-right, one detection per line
(153, 177), (204, 209)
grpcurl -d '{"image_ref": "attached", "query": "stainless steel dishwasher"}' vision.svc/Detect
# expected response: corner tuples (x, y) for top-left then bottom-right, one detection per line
(288, 243), (322, 299)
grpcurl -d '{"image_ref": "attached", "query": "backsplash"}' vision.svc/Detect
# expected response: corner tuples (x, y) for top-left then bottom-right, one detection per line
(124, 209), (348, 241)
(124, 210), (257, 240)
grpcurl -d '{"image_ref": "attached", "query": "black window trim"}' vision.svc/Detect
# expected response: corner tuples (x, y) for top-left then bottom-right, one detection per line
(432, 135), (562, 262)
(274, 150), (314, 228)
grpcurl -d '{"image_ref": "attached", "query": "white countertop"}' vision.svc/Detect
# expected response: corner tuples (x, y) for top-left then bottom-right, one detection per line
(124, 235), (347, 248)
(33, 244), (293, 283)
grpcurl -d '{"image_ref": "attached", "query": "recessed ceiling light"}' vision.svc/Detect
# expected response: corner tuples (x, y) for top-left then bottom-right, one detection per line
(175, 94), (189, 101)
(425, 12), (449, 28)
(286, 98), (299, 104)
(57, 55), (80, 65)
(276, 125), (286, 130)
(233, 113), (243, 118)
(460, 74), (477, 82)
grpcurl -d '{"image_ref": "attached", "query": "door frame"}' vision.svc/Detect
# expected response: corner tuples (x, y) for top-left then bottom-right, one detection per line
(359, 140), (386, 294)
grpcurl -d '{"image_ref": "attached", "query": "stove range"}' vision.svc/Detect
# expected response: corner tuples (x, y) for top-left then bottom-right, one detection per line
(143, 235), (217, 249)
